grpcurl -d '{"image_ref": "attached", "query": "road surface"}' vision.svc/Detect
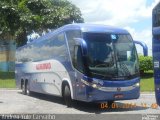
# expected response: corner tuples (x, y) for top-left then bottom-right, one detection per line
(0, 89), (159, 120)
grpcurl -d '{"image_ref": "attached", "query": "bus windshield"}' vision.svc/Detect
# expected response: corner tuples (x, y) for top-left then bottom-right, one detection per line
(83, 33), (139, 80)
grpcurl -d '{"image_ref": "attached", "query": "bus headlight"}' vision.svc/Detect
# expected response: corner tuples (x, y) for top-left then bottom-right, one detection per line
(81, 79), (90, 86)
(92, 84), (98, 88)
(81, 79), (99, 88)
(135, 82), (140, 87)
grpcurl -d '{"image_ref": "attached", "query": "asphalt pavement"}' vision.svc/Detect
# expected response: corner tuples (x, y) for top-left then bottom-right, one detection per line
(0, 89), (159, 120)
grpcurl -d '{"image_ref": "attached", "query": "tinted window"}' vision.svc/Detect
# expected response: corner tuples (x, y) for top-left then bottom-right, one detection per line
(83, 33), (139, 80)
(65, 30), (81, 63)
(17, 32), (69, 62)
(74, 45), (84, 73)
(53, 33), (69, 61)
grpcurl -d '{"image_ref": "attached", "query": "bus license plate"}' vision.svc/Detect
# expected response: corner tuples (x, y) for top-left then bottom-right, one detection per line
(114, 94), (124, 99)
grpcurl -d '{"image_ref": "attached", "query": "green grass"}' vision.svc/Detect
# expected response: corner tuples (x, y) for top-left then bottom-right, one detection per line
(0, 79), (16, 88)
(0, 71), (16, 88)
(140, 70), (154, 92)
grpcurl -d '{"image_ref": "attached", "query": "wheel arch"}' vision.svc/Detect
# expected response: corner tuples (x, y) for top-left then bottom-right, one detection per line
(61, 78), (74, 99)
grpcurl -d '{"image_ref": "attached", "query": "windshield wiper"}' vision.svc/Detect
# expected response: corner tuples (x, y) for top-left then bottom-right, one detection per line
(90, 71), (113, 79)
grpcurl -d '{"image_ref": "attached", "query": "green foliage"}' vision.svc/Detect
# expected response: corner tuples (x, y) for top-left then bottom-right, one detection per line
(0, 0), (20, 36)
(138, 55), (153, 72)
(0, 0), (84, 46)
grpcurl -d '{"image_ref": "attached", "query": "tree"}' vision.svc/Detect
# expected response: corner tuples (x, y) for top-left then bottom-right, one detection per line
(0, 0), (20, 39)
(0, 0), (84, 47)
(138, 55), (153, 74)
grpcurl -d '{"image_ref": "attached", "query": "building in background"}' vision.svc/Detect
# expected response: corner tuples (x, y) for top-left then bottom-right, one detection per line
(0, 40), (15, 71)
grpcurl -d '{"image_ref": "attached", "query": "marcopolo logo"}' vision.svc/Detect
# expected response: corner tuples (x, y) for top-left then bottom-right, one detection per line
(36, 63), (51, 70)
(117, 87), (121, 92)
(142, 114), (159, 120)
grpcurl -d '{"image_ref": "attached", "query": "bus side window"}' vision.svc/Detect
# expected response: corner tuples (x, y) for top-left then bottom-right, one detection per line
(56, 33), (69, 61)
(65, 30), (82, 62)
(74, 45), (84, 73)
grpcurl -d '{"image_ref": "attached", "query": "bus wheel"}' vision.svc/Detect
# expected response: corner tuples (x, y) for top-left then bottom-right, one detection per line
(22, 81), (27, 95)
(63, 84), (72, 107)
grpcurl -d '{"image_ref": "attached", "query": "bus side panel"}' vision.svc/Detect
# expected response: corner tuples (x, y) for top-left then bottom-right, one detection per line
(17, 60), (73, 97)
(153, 64), (160, 106)
(30, 73), (62, 96)
(15, 31), (78, 98)
(153, 34), (160, 106)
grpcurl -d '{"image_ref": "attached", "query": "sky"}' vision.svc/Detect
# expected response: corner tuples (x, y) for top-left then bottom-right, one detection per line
(69, 0), (160, 56)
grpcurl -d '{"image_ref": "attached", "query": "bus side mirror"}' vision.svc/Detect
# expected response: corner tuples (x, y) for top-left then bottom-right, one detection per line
(75, 38), (88, 56)
(134, 40), (148, 56)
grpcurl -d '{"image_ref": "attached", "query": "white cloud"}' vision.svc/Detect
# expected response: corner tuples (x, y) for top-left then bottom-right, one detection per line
(124, 26), (152, 55)
(70, 0), (160, 56)
(70, 0), (159, 26)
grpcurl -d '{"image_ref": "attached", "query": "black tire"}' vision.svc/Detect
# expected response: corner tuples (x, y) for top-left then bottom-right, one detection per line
(63, 84), (72, 107)
(22, 81), (27, 95)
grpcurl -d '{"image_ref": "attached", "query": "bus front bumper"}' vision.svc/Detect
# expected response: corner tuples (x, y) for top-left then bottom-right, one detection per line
(84, 86), (140, 103)
(76, 77), (140, 102)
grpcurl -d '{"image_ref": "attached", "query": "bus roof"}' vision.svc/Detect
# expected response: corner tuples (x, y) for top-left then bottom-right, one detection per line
(62, 23), (129, 34)
(17, 23), (129, 49)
